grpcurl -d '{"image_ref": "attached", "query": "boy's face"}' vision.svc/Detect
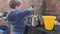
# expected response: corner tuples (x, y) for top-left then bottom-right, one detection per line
(19, 5), (22, 10)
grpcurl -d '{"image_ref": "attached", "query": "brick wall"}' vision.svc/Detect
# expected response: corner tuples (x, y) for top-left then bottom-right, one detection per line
(0, 0), (10, 12)
(43, 0), (60, 21)
(0, 0), (42, 12)
(0, 0), (32, 12)
(44, 0), (60, 16)
(0, 0), (60, 21)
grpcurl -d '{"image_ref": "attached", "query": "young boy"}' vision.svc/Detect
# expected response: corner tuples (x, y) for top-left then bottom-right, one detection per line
(6, 0), (34, 34)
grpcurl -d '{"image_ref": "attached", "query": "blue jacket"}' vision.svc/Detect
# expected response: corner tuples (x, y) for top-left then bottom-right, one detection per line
(6, 8), (34, 32)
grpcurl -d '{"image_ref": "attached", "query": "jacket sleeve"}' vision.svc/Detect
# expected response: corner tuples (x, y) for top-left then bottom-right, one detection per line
(6, 8), (34, 21)
(20, 7), (34, 17)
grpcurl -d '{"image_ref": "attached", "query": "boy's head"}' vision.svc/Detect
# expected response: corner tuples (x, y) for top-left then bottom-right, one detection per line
(9, 0), (21, 9)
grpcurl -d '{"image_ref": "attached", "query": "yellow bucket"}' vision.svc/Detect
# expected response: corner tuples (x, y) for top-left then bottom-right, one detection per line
(42, 16), (56, 30)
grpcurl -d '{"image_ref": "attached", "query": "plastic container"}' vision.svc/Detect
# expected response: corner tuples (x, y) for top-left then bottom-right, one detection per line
(42, 16), (56, 30)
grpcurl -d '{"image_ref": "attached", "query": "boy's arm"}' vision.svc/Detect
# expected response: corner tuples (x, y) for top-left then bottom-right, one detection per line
(21, 7), (34, 17)
(6, 7), (34, 20)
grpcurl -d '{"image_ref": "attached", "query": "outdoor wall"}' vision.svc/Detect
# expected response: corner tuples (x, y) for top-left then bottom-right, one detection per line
(0, 0), (42, 12)
(0, 0), (60, 21)
(0, 0), (10, 12)
(42, 0), (60, 21)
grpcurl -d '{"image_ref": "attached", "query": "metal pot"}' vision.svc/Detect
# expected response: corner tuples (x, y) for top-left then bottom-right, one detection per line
(25, 15), (38, 26)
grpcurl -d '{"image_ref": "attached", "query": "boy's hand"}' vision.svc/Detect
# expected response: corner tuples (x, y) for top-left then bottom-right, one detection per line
(31, 5), (34, 8)
(27, 7), (34, 11)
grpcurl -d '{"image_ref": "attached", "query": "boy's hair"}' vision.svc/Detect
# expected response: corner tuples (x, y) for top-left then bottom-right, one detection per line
(9, 0), (21, 9)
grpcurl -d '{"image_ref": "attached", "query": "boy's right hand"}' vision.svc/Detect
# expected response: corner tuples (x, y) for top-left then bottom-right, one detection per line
(31, 5), (34, 8)
(27, 7), (34, 12)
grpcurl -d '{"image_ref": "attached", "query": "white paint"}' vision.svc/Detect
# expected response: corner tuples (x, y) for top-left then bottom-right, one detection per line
(55, 21), (60, 25)
(0, 13), (3, 16)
